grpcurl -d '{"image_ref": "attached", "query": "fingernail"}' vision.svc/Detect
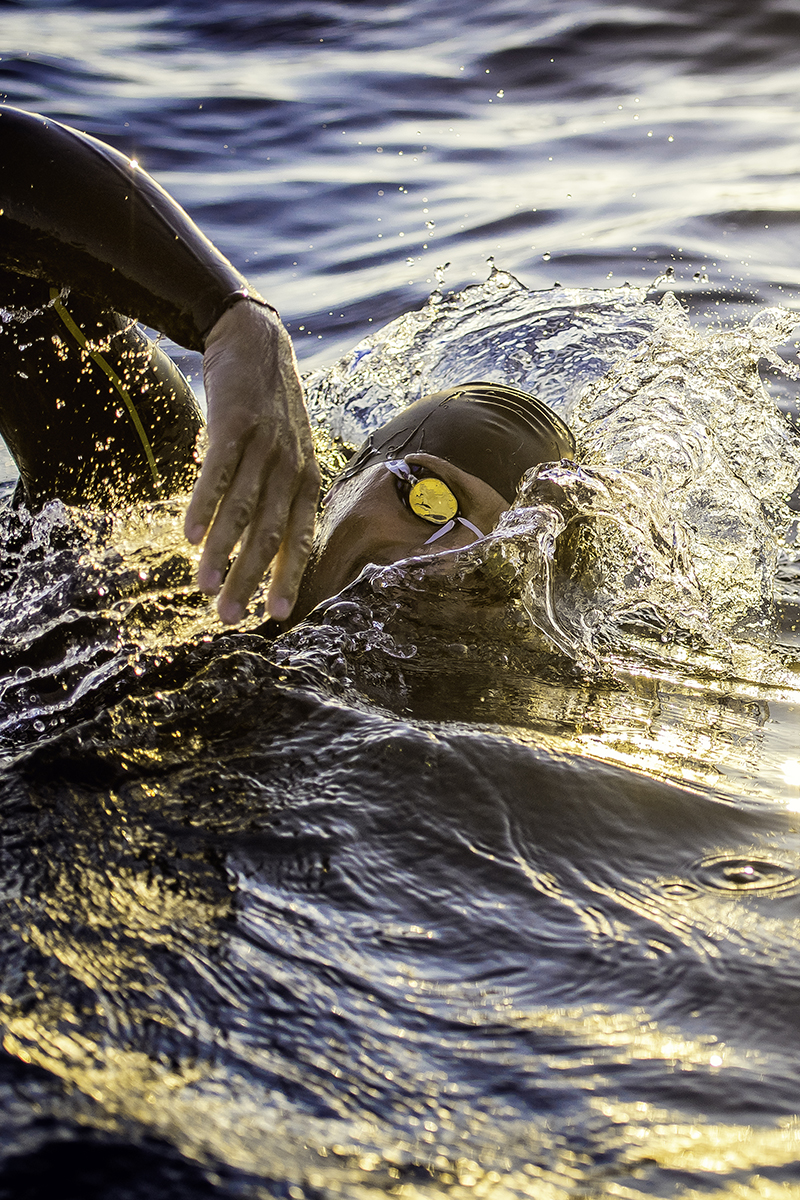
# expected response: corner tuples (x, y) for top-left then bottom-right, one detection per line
(198, 567), (222, 594)
(269, 596), (292, 622)
(186, 522), (206, 545)
(218, 597), (245, 625)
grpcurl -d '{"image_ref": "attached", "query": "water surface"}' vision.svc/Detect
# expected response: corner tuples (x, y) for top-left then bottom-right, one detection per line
(3, 3), (800, 1198)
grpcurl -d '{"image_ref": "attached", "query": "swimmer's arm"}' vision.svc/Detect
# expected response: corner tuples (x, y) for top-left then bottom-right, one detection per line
(0, 105), (320, 621)
(0, 104), (256, 348)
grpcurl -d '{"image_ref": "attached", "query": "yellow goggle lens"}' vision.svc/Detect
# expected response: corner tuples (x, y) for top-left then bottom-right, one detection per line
(408, 477), (459, 525)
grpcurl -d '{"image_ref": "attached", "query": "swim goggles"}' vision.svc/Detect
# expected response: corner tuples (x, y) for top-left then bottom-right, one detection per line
(384, 459), (485, 545)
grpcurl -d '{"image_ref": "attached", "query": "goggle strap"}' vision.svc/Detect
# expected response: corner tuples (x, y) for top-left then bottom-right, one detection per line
(385, 459), (412, 481)
(423, 516), (485, 546)
(423, 518), (456, 545)
(458, 517), (484, 540)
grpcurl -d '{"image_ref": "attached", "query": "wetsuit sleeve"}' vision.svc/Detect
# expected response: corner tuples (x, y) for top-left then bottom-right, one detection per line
(0, 105), (270, 352)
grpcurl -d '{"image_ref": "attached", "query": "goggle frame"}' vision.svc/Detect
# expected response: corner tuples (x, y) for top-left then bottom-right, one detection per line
(384, 459), (485, 546)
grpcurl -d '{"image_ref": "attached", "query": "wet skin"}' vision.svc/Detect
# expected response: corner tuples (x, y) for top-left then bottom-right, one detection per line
(292, 452), (509, 621)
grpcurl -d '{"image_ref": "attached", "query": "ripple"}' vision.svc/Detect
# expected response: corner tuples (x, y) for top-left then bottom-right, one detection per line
(692, 854), (800, 893)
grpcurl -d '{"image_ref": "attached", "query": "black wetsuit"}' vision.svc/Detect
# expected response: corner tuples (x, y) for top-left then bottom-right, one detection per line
(0, 105), (270, 506)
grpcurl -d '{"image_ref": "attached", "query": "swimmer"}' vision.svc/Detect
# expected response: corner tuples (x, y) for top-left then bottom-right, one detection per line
(0, 107), (575, 624)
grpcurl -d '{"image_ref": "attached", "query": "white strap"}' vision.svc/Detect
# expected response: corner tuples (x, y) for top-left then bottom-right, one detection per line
(458, 517), (484, 540)
(423, 518), (456, 544)
(423, 516), (485, 546)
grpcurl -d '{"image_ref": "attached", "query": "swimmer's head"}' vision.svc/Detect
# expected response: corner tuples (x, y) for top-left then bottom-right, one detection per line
(334, 381), (575, 502)
(292, 382), (574, 620)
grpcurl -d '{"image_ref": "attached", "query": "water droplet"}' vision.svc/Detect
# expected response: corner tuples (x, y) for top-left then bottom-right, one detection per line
(433, 262), (451, 290)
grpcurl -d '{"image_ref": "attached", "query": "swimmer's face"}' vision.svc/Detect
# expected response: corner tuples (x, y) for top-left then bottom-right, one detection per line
(292, 453), (508, 621)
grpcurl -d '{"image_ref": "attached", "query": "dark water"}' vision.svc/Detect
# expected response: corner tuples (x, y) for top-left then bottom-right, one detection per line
(4, 3), (800, 1198)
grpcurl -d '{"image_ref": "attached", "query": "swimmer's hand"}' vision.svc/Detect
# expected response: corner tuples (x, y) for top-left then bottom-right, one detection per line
(184, 301), (320, 625)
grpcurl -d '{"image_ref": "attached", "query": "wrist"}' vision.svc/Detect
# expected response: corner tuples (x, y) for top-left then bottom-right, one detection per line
(203, 288), (280, 346)
(221, 287), (280, 321)
(203, 293), (284, 351)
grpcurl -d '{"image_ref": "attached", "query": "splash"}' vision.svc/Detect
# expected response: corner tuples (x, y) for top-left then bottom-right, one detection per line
(277, 276), (800, 803)
(3, 275), (800, 781)
(304, 268), (659, 444)
(508, 295), (800, 669)
(0, 495), (269, 754)
(304, 280), (800, 682)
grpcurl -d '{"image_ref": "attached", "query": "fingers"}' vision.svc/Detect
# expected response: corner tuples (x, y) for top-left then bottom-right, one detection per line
(215, 461), (319, 624)
(184, 438), (241, 550)
(191, 429), (319, 624)
(184, 432), (251, 592)
(193, 434), (270, 596)
(216, 454), (319, 624)
(265, 467), (320, 620)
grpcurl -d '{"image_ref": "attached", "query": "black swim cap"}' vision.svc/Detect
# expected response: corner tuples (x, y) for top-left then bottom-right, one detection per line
(337, 381), (575, 503)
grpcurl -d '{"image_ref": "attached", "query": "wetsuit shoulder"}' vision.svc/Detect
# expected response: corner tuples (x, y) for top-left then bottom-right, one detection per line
(0, 105), (266, 351)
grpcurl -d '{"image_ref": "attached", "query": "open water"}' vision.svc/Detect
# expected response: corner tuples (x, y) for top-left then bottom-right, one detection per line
(4, 2), (800, 1198)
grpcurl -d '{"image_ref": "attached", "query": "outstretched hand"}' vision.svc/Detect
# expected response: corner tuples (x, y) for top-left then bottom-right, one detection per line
(184, 300), (320, 625)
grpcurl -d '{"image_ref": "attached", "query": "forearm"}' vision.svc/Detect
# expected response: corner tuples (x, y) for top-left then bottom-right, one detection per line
(0, 105), (268, 351)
